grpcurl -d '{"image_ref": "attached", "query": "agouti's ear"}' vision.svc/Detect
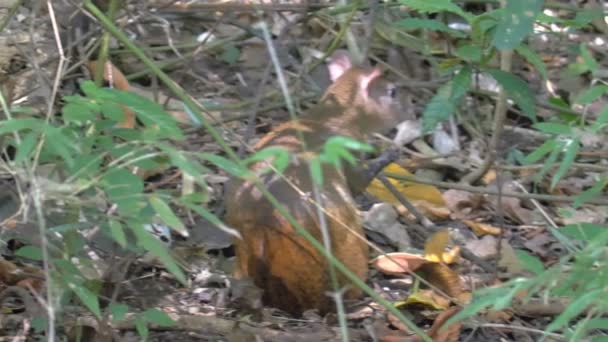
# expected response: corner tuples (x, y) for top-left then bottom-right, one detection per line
(359, 67), (382, 94)
(327, 50), (353, 81)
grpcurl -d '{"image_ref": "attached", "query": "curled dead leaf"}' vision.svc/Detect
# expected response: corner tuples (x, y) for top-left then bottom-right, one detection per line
(373, 252), (428, 275)
(463, 220), (501, 237)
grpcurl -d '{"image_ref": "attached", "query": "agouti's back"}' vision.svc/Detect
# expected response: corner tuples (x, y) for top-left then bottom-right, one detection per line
(224, 51), (402, 315)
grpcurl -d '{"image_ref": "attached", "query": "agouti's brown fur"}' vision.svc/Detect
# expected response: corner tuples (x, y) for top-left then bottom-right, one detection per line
(224, 52), (403, 315)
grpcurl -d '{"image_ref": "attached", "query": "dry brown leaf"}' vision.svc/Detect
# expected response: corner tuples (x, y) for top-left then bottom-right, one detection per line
(428, 306), (462, 342)
(367, 163), (446, 207)
(463, 220), (501, 236)
(373, 252), (428, 275)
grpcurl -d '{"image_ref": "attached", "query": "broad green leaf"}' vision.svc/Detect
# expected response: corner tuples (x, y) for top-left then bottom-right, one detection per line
(487, 69), (536, 119)
(523, 139), (557, 164)
(532, 122), (572, 135)
(142, 308), (175, 327)
(80, 80), (102, 98)
(579, 43), (598, 73)
(149, 195), (187, 236)
(514, 249), (544, 275)
(516, 45), (548, 80)
(422, 83), (454, 132)
(450, 66), (472, 100)
(109, 220), (127, 248)
(574, 179), (608, 208)
(13, 131), (37, 163)
(110, 303), (129, 322)
(491, 0), (543, 49)
(0, 118), (44, 136)
(101, 168), (145, 214)
(551, 138), (579, 189)
(130, 223), (186, 284)
(574, 85), (608, 105)
(546, 289), (601, 333)
(100, 101), (126, 123)
(63, 102), (96, 122)
(69, 283), (102, 318)
(561, 223), (605, 242)
(69, 154), (103, 179)
(15, 246), (43, 261)
(455, 44), (482, 62)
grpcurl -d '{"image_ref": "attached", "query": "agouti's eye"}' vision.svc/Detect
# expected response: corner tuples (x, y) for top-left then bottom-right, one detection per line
(387, 85), (397, 98)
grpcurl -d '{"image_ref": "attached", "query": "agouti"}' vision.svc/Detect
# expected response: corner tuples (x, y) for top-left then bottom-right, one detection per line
(224, 51), (403, 315)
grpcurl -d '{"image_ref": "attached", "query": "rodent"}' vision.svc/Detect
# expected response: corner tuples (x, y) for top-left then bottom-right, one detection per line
(224, 51), (403, 315)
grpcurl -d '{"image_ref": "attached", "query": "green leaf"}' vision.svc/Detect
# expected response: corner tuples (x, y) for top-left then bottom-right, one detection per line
(491, 0), (543, 49)
(180, 199), (241, 238)
(395, 18), (465, 37)
(63, 102), (97, 122)
(455, 44), (482, 62)
(523, 139), (556, 164)
(487, 69), (536, 119)
(100, 101), (126, 123)
(142, 308), (176, 327)
(0, 118), (44, 136)
(69, 154), (103, 179)
(309, 158), (323, 186)
(109, 220), (127, 248)
(450, 66), (472, 100)
(220, 44), (241, 65)
(15, 246), (43, 261)
(244, 146), (291, 175)
(69, 283), (102, 318)
(579, 43), (598, 73)
(200, 153), (249, 178)
(149, 195), (187, 236)
(574, 178), (608, 208)
(591, 105), (608, 133)
(546, 289), (601, 333)
(399, 0), (473, 22)
(130, 223), (186, 284)
(422, 83), (454, 132)
(109, 303), (129, 322)
(551, 138), (579, 189)
(532, 122), (572, 135)
(534, 144), (560, 183)
(514, 249), (544, 275)
(101, 168), (145, 215)
(561, 223), (606, 242)
(157, 143), (204, 177)
(516, 45), (548, 80)
(574, 85), (608, 105)
(80, 80), (102, 98)
(135, 317), (149, 340)
(13, 131), (37, 163)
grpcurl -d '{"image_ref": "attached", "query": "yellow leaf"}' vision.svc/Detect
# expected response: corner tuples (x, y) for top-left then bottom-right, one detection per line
(366, 163), (446, 206)
(424, 229), (450, 263)
(463, 220), (501, 236)
(396, 289), (450, 310)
